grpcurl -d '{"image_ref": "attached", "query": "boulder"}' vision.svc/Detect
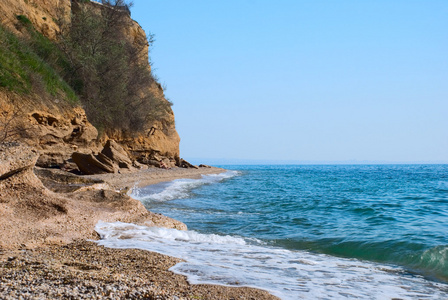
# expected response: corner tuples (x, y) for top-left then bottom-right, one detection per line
(71, 152), (115, 175)
(179, 159), (199, 169)
(0, 142), (39, 180)
(101, 140), (133, 169)
(96, 152), (118, 172)
(71, 140), (138, 174)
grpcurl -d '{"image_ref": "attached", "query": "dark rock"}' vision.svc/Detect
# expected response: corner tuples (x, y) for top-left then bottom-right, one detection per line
(101, 140), (133, 169)
(71, 153), (115, 175)
(179, 159), (199, 169)
(96, 153), (117, 172)
(71, 140), (138, 174)
(147, 159), (161, 168)
(137, 156), (164, 168)
(36, 153), (65, 168)
(34, 167), (105, 193)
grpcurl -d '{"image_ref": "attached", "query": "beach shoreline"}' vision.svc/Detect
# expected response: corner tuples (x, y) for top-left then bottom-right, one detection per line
(0, 240), (278, 299)
(0, 164), (279, 299)
(85, 165), (228, 191)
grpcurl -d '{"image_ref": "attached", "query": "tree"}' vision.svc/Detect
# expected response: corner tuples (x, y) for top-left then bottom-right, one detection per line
(56, 0), (171, 135)
(0, 105), (32, 143)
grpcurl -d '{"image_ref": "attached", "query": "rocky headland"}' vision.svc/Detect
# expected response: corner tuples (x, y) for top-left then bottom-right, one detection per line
(0, 0), (278, 298)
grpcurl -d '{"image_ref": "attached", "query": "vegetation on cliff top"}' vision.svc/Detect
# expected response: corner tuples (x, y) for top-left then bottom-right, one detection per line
(58, 0), (171, 134)
(0, 0), (172, 136)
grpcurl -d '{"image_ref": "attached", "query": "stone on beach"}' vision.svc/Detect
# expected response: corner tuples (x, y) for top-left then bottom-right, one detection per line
(72, 140), (136, 175)
(199, 164), (212, 168)
(101, 140), (133, 169)
(179, 158), (199, 169)
(72, 152), (115, 175)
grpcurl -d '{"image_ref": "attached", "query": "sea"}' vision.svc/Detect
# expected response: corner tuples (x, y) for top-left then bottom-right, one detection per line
(95, 164), (448, 299)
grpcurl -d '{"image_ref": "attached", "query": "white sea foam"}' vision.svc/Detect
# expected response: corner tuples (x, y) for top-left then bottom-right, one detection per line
(96, 221), (448, 300)
(131, 171), (240, 203)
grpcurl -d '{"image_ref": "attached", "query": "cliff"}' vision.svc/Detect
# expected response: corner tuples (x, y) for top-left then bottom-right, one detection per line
(0, 0), (180, 169)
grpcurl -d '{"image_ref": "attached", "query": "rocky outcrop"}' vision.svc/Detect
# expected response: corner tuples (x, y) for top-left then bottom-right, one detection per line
(72, 140), (139, 175)
(34, 166), (106, 193)
(0, 142), (70, 248)
(179, 159), (199, 169)
(30, 108), (99, 167)
(0, 92), (100, 168)
(101, 140), (133, 169)
(0, 142), (38, 180)
(72, 153), (115, 175)
(0, 0), (180, 169)
(0, 142), (186, 250)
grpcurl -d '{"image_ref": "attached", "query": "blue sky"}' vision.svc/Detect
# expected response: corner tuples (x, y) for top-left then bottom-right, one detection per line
(130, 0), (448, 163)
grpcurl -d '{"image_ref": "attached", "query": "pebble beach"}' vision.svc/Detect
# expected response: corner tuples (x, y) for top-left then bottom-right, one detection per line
(0, 241), (276, 299)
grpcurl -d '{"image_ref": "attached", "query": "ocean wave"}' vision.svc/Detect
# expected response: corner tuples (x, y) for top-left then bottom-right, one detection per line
(412, 245), (448, 281)
(96, 221), (247, 245)
(274, 237), (448, 283)
(95, 221), (448, 300)
(131, 171), (240, 203)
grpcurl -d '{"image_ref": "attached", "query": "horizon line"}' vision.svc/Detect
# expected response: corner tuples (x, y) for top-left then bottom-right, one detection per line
(185, 158), (448, 165)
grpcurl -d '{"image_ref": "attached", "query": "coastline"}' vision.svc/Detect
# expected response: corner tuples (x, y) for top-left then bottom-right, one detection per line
(0, 164), (279, 299)
(85, 165), (228, 191)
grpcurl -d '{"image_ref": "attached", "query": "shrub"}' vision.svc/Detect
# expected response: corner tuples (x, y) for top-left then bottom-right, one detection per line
(16, 15), (32, 25)
(57, 0), (172, 134)
(0, 104), (33, 143)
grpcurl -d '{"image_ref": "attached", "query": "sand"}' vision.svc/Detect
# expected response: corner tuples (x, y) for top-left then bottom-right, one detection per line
(85, 165), (228, 190)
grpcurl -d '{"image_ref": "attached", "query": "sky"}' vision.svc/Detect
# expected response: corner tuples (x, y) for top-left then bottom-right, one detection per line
(130, 0), (448, 164)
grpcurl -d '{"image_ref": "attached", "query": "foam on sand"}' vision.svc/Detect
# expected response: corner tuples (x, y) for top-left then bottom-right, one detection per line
(96, 221), (448, 300)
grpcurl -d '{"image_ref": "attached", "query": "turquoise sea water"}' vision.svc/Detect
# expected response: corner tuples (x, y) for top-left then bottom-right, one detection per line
(96, 165), (448, 299)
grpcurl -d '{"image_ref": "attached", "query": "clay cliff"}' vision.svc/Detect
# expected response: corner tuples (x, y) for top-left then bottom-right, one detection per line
(0, 0), (180, 170)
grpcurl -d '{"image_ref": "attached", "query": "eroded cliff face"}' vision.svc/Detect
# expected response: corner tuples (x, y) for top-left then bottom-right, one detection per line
(0, 0), (71, 39)
(102, 6), (180, 161)
(0, 91), (99, 167)
(0, 0), (180, 167)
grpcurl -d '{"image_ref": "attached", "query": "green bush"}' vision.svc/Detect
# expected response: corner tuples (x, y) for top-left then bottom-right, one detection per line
(58, 0), (172, 134)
